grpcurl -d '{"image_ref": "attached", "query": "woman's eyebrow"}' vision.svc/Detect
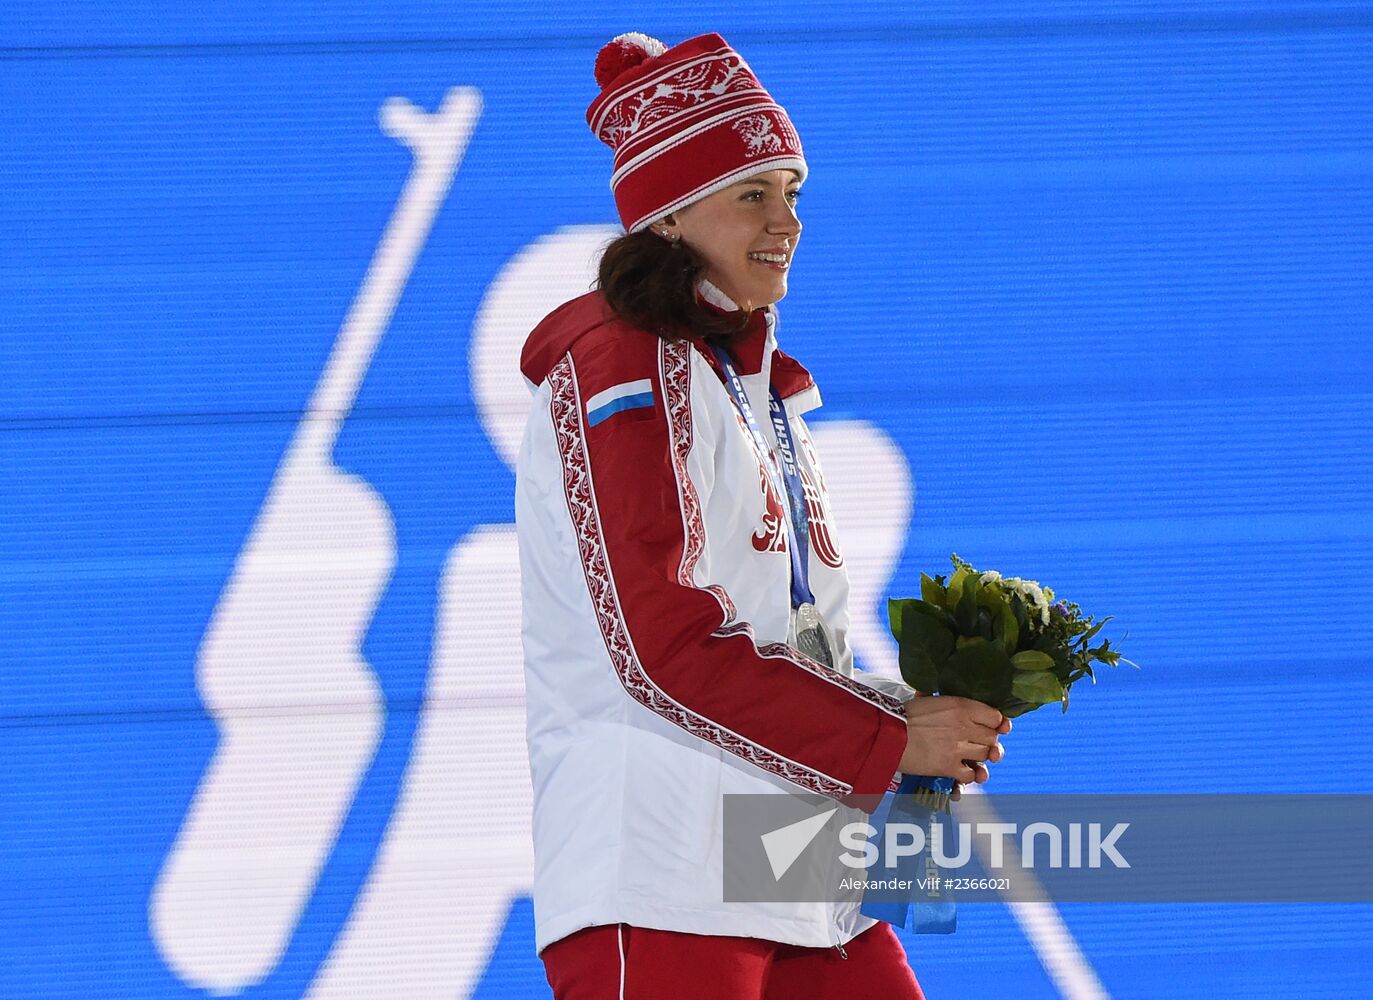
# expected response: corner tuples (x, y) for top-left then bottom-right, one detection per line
(732, 178), (803, 189)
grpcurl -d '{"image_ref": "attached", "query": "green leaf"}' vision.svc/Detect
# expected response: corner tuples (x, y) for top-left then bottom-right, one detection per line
(905, 598), (958, 631)
(920, 573), (947, 610)
(1079, 616), (1111, 645)
(937, 664), (973, 700)
(1002, 697), (1043, 719)
(887, 598), (905, 642)
(1011, 650), (1057, 671)
(901, 602), (955, 664)
(899, 645), (940, 694)
(954, 573), (980, 635)
(976, 607), (995, 641)
(976, 581), (1006, 610)
(1009, 593), (1027, 629)
(964, 569), (981, 600)
(947, 565), (972, 604)
(941, 639), (1014, 707)
(998, 601), (1020, 656)
(1011, 670), (1065, 707)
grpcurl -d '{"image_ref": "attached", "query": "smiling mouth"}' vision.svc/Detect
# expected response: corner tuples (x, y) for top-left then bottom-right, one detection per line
(747, 253), (790, 271)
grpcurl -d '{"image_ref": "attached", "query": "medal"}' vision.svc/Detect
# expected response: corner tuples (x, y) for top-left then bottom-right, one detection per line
(793, 601), (835, 669)
(711, 344), (839, 671)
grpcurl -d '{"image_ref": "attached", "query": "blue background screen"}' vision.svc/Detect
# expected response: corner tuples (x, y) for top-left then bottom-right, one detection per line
(3, 3), (1371, 997)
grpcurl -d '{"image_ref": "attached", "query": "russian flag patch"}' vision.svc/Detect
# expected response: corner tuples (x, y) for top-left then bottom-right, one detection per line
(585, 378), (655, 428)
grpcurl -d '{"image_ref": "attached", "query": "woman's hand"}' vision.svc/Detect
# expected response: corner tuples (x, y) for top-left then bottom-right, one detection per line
(899, 695), (1009, 785)
(951, 714), (1011, 798)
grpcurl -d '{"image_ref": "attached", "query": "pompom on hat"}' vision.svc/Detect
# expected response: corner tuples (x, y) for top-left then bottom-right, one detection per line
(586, 32), (807, 234)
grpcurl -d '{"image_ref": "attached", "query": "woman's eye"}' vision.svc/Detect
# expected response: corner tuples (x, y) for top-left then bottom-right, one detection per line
(741, 189), (803, 202)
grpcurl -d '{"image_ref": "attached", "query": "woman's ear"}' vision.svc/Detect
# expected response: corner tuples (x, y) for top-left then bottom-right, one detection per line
(651, 216), (682, 243)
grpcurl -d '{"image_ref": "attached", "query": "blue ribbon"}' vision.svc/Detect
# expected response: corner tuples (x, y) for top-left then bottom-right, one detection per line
(859, 774), (959, 934)
(710, 345), (814, 607)
(710, 347), (957, 932)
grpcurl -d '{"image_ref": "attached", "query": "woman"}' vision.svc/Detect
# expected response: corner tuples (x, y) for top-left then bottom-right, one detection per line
(515, 31), (1009, 999)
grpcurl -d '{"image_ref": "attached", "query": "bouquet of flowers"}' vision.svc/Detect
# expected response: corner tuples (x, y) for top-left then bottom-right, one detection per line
(888, 554), (1136, 717)
(860, 554), (1137, 933)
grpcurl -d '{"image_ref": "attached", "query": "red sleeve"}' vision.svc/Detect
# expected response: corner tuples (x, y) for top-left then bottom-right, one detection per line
(547, 335), (907, 802)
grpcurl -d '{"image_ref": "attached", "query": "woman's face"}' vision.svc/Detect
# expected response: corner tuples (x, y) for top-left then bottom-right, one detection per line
(656, 168), (803, 311)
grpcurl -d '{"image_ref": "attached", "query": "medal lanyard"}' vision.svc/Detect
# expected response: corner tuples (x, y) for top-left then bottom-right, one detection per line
(710, 345), (815, 608)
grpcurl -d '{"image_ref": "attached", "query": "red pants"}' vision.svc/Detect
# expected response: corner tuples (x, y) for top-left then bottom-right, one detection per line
(542, 922), (925, 1000)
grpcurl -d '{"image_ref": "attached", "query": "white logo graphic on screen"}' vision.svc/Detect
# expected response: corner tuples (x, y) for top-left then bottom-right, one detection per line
(761, 807), (838, 881)
(147, 89), (1106, 1000)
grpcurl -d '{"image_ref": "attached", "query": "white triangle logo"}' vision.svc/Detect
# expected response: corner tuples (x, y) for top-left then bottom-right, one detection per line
(759, 807), (838, 881)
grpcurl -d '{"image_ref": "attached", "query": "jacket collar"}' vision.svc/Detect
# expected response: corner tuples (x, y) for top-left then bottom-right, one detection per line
(691, 277), (817, 406)
(693, 277), (771, 375)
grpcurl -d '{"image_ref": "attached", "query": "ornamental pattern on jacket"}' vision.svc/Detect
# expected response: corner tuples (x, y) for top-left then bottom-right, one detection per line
(662, 339), (740, 623)
(549, 350), (855, 797)
(659, 339), (900, 717)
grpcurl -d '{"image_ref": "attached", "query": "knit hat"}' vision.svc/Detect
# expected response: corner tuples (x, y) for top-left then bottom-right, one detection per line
(586, 32), (808, 234)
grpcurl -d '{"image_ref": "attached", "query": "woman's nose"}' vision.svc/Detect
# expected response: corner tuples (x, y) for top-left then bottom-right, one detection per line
(770, 201), (801, 238)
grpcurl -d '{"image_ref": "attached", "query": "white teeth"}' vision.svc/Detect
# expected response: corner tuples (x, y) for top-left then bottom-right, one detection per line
(748, 252), (788, 264)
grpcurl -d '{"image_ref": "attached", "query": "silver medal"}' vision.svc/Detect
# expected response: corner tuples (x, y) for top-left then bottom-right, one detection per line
(793, 601), (835, 669)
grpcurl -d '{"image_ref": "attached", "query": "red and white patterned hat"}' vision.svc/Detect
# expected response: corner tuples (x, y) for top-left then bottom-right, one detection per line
(586, 31), (808, 234)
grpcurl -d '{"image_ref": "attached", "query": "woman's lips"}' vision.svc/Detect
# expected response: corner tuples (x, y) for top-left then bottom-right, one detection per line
(748, 257), (789, 271)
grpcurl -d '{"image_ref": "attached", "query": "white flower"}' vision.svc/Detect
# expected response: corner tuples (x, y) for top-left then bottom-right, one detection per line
(979, 571), (1002, 584)
(998, 575), (1052, 625)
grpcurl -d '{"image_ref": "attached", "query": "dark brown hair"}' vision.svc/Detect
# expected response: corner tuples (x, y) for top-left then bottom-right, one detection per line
(596, 228), (756, 344)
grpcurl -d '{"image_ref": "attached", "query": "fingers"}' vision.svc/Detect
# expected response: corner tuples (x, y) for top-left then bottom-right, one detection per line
(899, 695), (1010, 782)
(964, 700), (1005, 731)
(944, 696), (1006, 735)
(957, 740), (1005, 763)
(955, 760), (990, 784)
(907, 695), (1006, 737)
(961, 741), (1005, 763)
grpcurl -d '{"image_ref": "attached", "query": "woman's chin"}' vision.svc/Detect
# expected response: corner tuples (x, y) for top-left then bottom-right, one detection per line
(717, 273), (788, 310)
(742, 272), (788, 304)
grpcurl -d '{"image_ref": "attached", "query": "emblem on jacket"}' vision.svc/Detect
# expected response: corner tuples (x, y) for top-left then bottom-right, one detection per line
(800, 466), (844, 568)
(749, 462), (844, 567)
(752, 462), (790, 554)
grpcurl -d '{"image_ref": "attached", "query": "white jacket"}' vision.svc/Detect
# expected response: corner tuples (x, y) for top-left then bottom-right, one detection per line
(515, 278), (912, 954)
